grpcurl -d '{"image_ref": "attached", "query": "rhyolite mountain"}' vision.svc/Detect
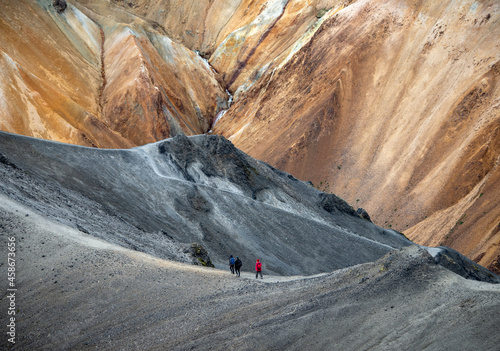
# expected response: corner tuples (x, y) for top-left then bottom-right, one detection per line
(0, 130), (499, 350)
(1, 1), (500, 349)
(1, 0), (498, 273)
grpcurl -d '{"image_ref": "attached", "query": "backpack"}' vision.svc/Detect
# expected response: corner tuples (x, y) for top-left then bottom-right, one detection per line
(256, 262), (262, 271)
(230, 257), (235, 265)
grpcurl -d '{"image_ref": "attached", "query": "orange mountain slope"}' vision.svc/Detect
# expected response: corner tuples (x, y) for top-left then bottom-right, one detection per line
(0, 0), (228, 147)
(0, 0), (499, 272)
(212, 0), (500, 272)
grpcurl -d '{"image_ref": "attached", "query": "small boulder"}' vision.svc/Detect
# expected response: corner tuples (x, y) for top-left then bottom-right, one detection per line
(53, 0), (67, 13)
(187, 243), (214, 268)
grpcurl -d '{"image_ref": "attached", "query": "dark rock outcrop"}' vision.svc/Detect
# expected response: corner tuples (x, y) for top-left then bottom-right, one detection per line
(0, 153), (18, 169)
(356, 208), (372, 222)
(429, 246), (500, 284)
(52, 0), (67, 13)
(319, 192), (357, 216)
(187, 243), (215, 267)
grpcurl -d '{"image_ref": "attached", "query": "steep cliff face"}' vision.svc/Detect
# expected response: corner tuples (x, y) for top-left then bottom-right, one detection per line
(212, 0), (500, 271)
(0, 0), (499, 271)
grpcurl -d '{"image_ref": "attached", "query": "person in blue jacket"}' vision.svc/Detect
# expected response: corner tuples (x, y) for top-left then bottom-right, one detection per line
(229, 255), (235, 274)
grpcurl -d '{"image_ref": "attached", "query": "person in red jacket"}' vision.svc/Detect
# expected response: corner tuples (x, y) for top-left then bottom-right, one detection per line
(255, 259), (263, 279)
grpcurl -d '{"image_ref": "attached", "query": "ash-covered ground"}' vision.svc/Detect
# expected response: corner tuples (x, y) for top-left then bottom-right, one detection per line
(0, 131), (499, 350)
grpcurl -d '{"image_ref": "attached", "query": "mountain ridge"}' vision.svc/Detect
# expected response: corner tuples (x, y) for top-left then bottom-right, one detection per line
(0, 130), (412, 275)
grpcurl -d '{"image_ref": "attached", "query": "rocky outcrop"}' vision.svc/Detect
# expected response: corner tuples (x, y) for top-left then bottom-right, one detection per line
(356, 208), (372, 222)
(52, 0), (67, 13)
(426, 246), (500, 284)
(188, 243), (215, 267)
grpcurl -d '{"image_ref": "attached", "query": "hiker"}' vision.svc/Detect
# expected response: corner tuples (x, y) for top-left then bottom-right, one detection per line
(235, 256), (242, 277)
(229, 255), (235, 274)
(255, 259), (263, 279)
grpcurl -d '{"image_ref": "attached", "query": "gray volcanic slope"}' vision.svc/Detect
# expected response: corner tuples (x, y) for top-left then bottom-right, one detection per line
(0, 131), (499, 350)
(0, 199), (499, 350)
(0, 131), (412, 275)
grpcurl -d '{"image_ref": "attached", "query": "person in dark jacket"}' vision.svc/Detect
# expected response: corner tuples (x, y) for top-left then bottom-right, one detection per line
(229, 255), (235, 274)
(255, 259), (263, 279)
(234, 257), (242, 277)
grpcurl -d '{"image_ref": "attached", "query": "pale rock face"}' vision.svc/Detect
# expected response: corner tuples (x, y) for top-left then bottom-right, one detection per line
(80, 0), (346, 94)
(75, 0), (244, 55)
(208, 0), (347, 95)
